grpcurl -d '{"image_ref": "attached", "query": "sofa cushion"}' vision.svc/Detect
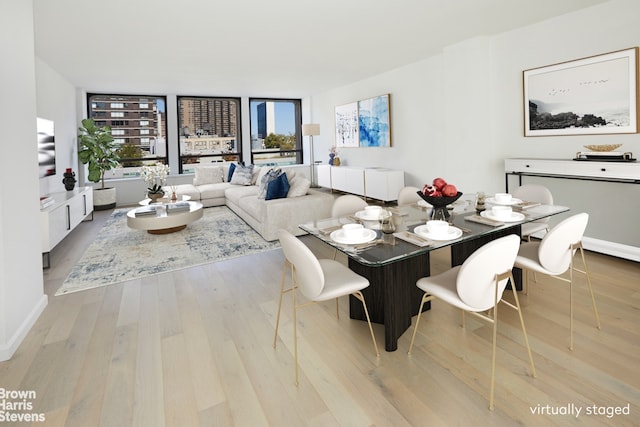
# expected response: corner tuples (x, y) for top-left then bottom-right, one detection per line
(266, 173), (290, 200)
(197, 182), (233, 200)
(287, 176), (311, 197)
(230, 164), (254, 185)
(225, 185), (260, 206)
(174, 184), (201, 200)
(193, 165), (224, 186)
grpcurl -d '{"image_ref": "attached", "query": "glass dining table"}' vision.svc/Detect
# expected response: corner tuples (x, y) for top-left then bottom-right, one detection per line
(299, 201), (570, 351)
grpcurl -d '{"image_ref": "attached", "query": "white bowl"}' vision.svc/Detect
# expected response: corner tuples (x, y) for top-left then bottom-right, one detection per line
(342, 223), (365, 239)
(364, 205), (382, 215)
(494, 193), (512, 204)
(491, 205), (512, 219)
(426, 220), (449, 236)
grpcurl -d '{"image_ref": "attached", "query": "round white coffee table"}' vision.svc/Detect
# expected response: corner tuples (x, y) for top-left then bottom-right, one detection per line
(127, 201), (203, 234)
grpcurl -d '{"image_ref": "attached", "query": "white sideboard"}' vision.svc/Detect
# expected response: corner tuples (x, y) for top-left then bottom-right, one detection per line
(41, 186), (94, 267)
(317, 165), (405, 202)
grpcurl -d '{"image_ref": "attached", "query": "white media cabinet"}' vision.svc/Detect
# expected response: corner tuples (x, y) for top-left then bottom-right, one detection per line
(317, 165), (405, 202)
(41, 186), (94, 268)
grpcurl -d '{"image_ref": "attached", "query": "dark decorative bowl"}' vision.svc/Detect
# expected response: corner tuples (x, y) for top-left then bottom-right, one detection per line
(416, 191), (463, 219)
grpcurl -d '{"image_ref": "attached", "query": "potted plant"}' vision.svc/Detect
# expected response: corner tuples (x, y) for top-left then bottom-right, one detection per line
(140, 163), (170, 202)
(78, 118), (120, 210)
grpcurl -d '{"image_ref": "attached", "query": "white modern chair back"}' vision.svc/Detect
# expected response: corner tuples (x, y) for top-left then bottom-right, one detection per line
(397, 186), (421, 206)
(331, 194), (368, 218)
(278, 229), (325, 300)
(513, 184), (553, 206)
(538, 212), (588, 274)
(457, 234), (521, 311)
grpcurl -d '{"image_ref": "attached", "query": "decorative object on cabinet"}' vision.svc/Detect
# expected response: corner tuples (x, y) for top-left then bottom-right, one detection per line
(523, 47), (638, 136)
(335, 102), (359, 147)
(359, 94), (391, 147)
(302, 123), (320, 187)
(62, 168), (76, 191)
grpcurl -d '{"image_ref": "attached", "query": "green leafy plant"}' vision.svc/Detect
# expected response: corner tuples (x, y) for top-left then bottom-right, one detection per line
(78, 118), (120, 189)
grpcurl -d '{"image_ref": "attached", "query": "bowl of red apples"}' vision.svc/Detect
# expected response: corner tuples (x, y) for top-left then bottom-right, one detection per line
(416, 177), (462, 218)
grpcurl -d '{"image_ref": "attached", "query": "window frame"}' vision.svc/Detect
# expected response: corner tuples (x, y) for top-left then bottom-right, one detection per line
(86, 93), (168, 178)
(249, 97), (302, 166)
(176, 95), (243, 174)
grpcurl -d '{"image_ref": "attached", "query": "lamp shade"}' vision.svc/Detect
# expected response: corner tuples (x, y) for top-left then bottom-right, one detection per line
(301, 123), (320, 136)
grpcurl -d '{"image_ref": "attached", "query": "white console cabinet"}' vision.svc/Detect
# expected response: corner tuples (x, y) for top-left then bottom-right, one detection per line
(316, 165), (405, 202)
(41, 186), (93, 267)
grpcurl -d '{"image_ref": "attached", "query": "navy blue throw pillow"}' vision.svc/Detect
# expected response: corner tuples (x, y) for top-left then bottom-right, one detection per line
(227, 163), (236, 182)
(265, 172), (290, 200)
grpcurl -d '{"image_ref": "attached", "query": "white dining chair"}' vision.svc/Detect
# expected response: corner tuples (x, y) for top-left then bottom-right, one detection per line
(513, 184), (553, 241)
(408, 234), (536, 410)
(514, 212), (600, 350)
(274, 229), (379, 385)
(397, 186), (421, 206)
(331, 194), (368, 218)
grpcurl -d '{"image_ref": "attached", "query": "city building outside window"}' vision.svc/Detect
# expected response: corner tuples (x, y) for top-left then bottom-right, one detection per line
(177, 96), (242, 174)
(249, 98), (302, 166)
(87, 94), (168, 178)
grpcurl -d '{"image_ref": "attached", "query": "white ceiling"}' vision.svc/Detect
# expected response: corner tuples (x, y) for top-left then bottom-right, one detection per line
(33, 0), (607, 98)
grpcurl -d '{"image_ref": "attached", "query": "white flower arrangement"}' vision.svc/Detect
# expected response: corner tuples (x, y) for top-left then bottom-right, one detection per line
(140, 163), (170, 194)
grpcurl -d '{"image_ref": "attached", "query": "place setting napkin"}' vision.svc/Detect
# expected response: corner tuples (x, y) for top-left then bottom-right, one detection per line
(463, 214), (504, 227)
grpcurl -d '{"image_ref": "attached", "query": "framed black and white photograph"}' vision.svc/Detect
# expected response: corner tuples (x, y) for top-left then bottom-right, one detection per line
(523, 47), (639, 136)
(335, 102), (359, 148)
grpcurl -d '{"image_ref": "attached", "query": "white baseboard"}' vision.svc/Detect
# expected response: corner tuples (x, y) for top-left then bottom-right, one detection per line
(0, 295), (48, 362)
(582, 237), (640, 262)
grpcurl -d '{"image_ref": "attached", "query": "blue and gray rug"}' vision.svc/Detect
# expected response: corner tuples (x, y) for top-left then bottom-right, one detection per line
(56, 206), (280, 296)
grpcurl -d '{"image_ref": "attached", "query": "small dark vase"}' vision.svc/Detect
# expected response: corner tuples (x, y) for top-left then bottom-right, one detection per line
(63, 168), (77, 191)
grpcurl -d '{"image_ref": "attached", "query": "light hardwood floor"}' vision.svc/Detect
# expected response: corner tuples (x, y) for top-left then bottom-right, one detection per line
(1, 208), (639, 426)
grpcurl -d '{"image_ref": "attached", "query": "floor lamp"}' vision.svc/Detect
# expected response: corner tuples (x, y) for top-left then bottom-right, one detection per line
(302, 123), (320, 187)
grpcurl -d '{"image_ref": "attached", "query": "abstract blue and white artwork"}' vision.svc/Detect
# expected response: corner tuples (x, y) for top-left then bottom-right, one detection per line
(358, 94), (391, 147)
(335, 102), (359, 147)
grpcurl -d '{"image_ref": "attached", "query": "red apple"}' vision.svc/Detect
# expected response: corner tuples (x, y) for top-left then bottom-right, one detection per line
(432, 189), (442, 197)
(442, 184), (458, 197)
(432, 177), (447, 191)
(423, 185), (438, 196)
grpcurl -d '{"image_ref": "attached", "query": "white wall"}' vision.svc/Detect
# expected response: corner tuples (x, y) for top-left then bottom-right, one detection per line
(308, 0), (640, 254)
(0, 0), (48, 361)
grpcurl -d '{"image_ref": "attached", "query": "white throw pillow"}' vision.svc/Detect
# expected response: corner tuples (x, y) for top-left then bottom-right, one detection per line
(287, 176), (310, 197)
(230, 164), (254, 185)
(193, 165), (224, 186)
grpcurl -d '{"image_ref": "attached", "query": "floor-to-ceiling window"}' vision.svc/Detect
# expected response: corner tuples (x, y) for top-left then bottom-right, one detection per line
(249, 98), (302, 166)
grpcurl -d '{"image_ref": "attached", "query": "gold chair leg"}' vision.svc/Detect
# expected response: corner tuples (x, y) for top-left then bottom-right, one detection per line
(489, 299), (498, 411)
(292, 272), (300, 386)
(578, 245), (601, 330)
(273, 261), (288, 349)
(336, 298), (340, 320)
(509, 275), (537, 378)
(408, 294), (432, 354)
(569, 257), (574, 351)
(352, 291), (379, 357)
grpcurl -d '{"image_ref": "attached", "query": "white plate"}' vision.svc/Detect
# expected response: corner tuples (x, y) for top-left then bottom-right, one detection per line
(414, 225), (463, 241)
(486, 197), (523, 206)
(330, 228), (377, 245)
(481, 211), (525, 222)
(355, 210), (385, 221)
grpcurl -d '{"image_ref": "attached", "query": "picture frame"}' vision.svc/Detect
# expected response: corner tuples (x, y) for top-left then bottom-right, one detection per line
(358, 94), (391, 147)
(335, 102), (359, 148)
(523, 47), (639, 136)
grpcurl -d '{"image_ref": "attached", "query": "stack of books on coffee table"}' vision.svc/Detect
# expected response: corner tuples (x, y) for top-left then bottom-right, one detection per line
(166, 202), (190, 214)
(135, 206), (157, 217)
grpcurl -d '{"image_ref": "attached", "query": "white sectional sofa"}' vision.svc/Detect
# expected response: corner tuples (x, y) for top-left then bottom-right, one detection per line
(173, 163), (334, 241)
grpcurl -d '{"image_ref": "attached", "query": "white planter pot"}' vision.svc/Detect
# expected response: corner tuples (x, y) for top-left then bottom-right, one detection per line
(93, 187), (117, 210)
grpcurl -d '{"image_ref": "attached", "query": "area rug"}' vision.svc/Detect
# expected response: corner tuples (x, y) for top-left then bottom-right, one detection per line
(56, 206), (280, 296)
